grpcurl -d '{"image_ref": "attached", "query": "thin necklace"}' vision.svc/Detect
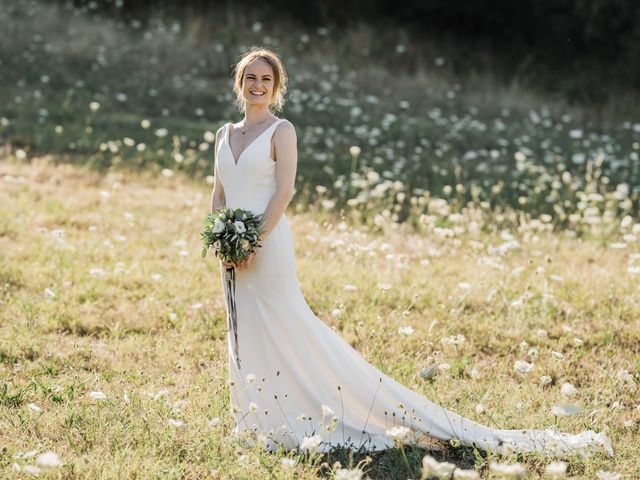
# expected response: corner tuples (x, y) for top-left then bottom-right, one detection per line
(240, 117), (272, 135)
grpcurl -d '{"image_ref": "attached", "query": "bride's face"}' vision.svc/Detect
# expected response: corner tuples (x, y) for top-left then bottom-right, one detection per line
(241, 59), (275, 109)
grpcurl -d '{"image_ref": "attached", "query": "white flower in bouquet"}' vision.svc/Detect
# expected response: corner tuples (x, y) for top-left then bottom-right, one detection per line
(201, 207), (263, 261)
(234, 220), (246, 233)
(212, 218), (225, 233)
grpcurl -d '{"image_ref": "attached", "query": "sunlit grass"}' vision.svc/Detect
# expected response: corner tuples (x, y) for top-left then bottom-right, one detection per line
(1, 1), (639, 477)
(1, 157), (638, 478)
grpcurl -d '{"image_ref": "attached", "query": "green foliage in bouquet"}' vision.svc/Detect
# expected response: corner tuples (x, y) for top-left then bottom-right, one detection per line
(201, 207), (264, 264)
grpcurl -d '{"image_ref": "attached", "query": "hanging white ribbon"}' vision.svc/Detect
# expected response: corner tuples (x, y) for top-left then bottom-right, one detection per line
(224, 266), (240, 369)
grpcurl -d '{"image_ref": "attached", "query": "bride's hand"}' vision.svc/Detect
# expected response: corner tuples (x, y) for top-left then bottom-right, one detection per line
(220, 259), (235, 269)
(236, 251), (257, 270)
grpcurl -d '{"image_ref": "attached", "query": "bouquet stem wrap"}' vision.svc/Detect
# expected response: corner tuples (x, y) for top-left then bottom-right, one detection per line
(224, 266), (240, 369)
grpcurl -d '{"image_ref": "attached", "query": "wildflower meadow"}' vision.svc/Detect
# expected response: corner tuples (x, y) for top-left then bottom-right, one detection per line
(1, 1), (639, 478)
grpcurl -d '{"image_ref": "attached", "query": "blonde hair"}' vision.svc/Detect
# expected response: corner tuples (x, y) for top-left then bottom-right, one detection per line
(232, 47), (288, 114)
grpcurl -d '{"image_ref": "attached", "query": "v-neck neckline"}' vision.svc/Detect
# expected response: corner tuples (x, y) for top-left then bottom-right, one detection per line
(226, 119), (281, 167)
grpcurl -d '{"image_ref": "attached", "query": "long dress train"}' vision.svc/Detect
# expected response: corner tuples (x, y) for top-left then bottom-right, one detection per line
(214, 118), (613, 457)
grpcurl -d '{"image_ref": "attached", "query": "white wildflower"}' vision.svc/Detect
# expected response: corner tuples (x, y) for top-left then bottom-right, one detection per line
(545, 461), (567, 477)
(152, 388), (169, 400)
(22, 465), (42, 475)
(13, 450), (38, 460)
(398, 326), (414, 335)
(616, 369), (637, 391)
(489, 461), (527, 478)
(551, 404), (581, 417)
(385, 425), (410, 441)
(89, 268), (106, 278)
(560, 382), (578, 397)
(300, 434), (322, 452)
(453, 469), (480, 479)
(321, 404), (334, 417)
(335, 467), (363, 480)
(442, 334), (466, 345)
(35, 451), (62, 468)
(514, 360), (534, 374)
(168, 418), (184, 427)
(422, 455), (456, 479)
(349, 146), (361, 157)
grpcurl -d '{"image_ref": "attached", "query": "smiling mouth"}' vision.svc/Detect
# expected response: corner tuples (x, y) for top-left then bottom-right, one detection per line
(250, 91), (265, 96)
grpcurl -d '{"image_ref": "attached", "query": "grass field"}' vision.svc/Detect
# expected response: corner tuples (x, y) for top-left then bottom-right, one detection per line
(1, 156), (638, 478)
(1, 0), (639, 477)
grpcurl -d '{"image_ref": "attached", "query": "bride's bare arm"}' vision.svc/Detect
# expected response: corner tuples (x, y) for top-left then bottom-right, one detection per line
(259, 121), (298, 241)
(211, 126), (226, 213)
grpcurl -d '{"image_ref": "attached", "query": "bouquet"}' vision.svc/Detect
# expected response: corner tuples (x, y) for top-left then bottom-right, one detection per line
(201, 207), (264, 369)
(201, 207), (264, 263)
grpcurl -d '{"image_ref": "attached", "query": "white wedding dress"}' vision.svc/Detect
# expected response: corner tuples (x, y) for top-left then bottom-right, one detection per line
(215, 118), (613, 457)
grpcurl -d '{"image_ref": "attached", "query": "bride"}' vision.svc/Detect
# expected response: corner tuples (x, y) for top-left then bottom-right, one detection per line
(209, 47), (613, 458)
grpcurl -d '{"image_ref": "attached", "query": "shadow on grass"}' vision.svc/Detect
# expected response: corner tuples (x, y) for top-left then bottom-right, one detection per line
(309, 442), (483, 479)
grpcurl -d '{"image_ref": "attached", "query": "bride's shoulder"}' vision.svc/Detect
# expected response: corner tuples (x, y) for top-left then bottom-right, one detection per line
(274, 118), (296, 136)
(215, 122), (231, 143)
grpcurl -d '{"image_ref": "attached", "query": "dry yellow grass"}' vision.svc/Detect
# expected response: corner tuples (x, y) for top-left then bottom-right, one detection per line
(1, 155), (638, 478)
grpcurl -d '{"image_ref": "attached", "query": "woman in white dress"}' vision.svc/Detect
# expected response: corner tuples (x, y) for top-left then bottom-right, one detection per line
(209, 47), (613, 458)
